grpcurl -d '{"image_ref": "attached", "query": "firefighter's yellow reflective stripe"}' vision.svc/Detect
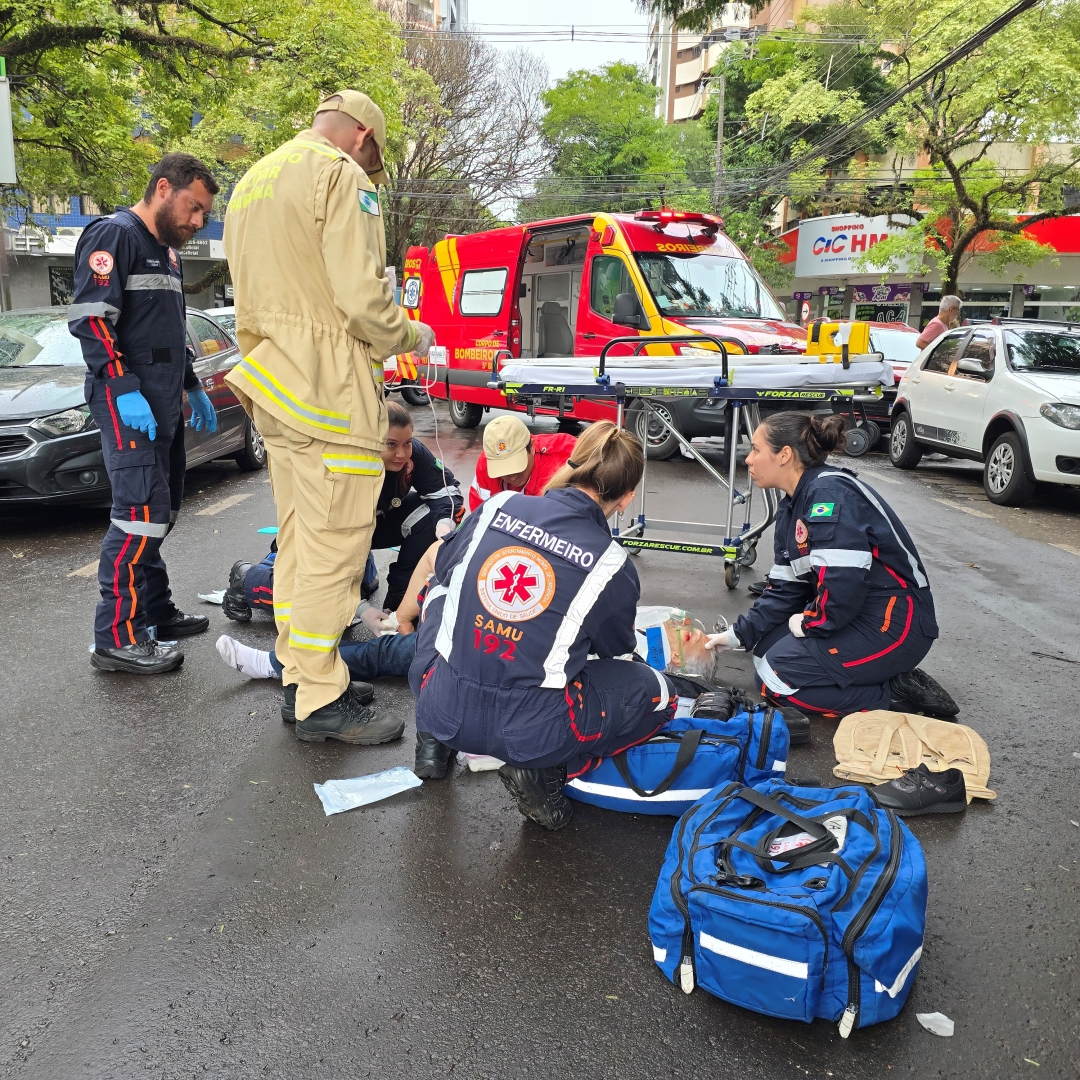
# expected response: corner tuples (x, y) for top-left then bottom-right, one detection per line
(288, 627), (340, 653)
(371, 359), (385, 385)
(234, 357), (351, 433)
(274, 601), (292, 621)
(322, 452), (384, 476)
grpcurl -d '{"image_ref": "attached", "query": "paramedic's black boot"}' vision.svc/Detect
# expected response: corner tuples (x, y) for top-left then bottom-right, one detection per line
(295, 685), (404, 744)
(414, 731), (456, 779)
(889, 668), (959, 720)
(779, 709), (811, 746)
(222, 561), (253, 622)
(155, 607), (210, 638)
(498, 763), (573, 831)
(91, 640), (184, 675)
(869, 764), (966, 817)
(281, 680), (373, 723)
(748, 578), (768, 597)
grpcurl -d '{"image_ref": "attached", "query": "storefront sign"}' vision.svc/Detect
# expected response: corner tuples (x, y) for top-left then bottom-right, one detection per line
(852, 284), (910, 303)
(795, 214), (914, 277)
(792, 291), (814, 301)
(819, 285), (843, 295)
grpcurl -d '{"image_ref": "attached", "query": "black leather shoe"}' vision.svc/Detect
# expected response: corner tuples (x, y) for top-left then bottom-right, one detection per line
(869, 764), (967, 817)
(155, 608), (210, 638)
(414, 731), (456, 779)
(498, 763), (573, 831)
(91, 640), (184, 674)
(781, 710), (812, 746)
(281, 680), (373, 723)
(889, 668), (959, 720)
(748, 578), (769, 597)
(294, 685), (403, 744)
(222, 561), (253, 622)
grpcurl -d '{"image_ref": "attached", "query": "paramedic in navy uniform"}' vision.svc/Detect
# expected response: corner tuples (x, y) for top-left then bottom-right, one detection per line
(409, 421), (680, 831)
(70, 154), (221, 675)
(706, 412), (958, 720)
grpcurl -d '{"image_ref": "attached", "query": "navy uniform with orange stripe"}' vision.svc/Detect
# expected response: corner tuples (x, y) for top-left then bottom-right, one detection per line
(409, 487), (677, 777)
(733, 465), (939, 717)
(69, 209), (197, 648)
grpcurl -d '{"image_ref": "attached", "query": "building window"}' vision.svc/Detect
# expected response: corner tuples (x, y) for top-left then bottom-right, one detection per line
(49, 265), (74, 306)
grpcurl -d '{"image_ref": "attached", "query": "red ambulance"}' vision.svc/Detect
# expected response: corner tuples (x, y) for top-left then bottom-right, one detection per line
(400, 209), (806, 457)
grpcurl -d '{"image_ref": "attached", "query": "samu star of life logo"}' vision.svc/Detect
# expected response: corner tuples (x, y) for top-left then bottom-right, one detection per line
(476, 546), (556, 622)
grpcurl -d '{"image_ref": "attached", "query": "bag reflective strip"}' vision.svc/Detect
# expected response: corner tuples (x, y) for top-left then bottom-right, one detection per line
(435, 490), (516, 660)
(791, 548), (873, 575)
(539, 540), (628, 689)
(818, 470), (928, 588)
(753, 651), (799, 696)
(111, 517), (169, 538)
(772, 759), (787, 772)
(698, 932), (809, 980)
(768, 563), (799, 581)
(68, 302), (120, 322)
(235, 357), (351, 432)
(124, 274), (183, 294)
(566, 778), (712, 803)
(874, 944), (922, 997)
(652, 945), (668, 963)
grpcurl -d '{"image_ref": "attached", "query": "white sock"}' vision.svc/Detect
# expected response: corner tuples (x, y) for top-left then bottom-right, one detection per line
(216, 635), (275, 679)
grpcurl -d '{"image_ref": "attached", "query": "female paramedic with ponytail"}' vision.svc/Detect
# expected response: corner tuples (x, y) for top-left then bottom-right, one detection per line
(409, 421), (688, 831)
(706, 412), (959, 720)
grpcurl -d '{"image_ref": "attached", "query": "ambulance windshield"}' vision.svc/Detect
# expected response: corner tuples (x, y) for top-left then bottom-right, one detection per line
(635, 251), (786, 321)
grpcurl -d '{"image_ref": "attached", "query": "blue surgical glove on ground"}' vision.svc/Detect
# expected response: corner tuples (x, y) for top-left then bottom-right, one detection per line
(115, 391), (158, 441)
(187, 388), (217, 433)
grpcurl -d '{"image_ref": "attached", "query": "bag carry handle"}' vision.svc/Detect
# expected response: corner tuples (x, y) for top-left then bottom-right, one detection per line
(611, 728), (704, 798)
(731, 787), (839, 868)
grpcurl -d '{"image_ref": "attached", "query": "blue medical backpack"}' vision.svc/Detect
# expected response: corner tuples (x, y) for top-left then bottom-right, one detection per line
(649, 780), (927, 1035)
(564, 704), (789, 817)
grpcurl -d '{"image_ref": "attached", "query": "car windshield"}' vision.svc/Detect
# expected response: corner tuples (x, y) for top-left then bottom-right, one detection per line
(634, 252), (786, 321)
(869, 328), (921, 363)
(1006, 329), (1080, 373)
(0, 313), (84, 367)
(214, 311), (236, 334)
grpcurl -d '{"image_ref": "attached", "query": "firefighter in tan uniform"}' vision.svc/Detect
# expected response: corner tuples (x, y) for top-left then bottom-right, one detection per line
(224, 90), (435, 744)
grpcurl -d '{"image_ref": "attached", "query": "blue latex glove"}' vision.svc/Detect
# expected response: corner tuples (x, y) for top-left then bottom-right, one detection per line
(115, 391), (158, 441)
(187, 387), (217, 433)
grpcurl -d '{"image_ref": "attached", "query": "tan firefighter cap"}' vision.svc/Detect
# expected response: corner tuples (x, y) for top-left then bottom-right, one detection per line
(315, 90), (388, 186)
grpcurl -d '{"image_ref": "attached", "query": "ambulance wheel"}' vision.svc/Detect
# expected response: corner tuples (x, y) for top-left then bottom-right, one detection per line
(628, 401), (680, 460)
(725, 563), (741, 589)
(843, 426), (871, 457)
(449, 397), (483, 428)
(400, 385), (430, 407)
(233, 417), (267, 471)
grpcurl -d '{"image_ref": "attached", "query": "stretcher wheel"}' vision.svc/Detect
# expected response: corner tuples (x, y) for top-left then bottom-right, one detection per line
(743, 543), (757, 567)
(725, 563), (741, 589)
(843, 426), (871, 457)
(862, 420), (882, 448)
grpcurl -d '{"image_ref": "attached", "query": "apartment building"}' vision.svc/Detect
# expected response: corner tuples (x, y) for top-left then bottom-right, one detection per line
(647, 0), (824, 123)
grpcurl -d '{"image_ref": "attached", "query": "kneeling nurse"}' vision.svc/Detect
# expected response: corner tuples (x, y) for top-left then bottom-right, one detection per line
(708, 412), (955, 719)
(409, 421), (676, 830)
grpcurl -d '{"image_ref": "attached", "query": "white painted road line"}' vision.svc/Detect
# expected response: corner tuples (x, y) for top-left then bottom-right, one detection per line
(68, 560), (98, 578)
(1051, 543), (1080, 557)
(862, 469), (902, 484)
(195, 493), (252, 516)
(930, 497), (993, 519)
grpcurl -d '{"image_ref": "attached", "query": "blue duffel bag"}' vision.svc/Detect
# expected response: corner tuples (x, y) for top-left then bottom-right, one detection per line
(564, 701), (789, 817)
(649, 780), (927, 1036)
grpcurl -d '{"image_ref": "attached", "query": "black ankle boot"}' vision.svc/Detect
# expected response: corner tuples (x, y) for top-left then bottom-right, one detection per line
(889, 668), (959, 720)
(498, 763), (573, 831)
(414, 731), (456, 779)
(222, 561), (253, 622)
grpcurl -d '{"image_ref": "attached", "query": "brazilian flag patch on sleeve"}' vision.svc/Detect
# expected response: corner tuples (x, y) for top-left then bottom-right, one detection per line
(358, 189), (380, 216)
(810, 502), (835, 517)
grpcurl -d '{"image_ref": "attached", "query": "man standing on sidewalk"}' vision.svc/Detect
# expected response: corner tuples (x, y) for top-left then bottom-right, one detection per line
(224, 90), (434, 744)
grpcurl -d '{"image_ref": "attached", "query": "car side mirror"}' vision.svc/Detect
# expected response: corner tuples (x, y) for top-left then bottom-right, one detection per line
(612, 292), (648, 329)
(955, 357), (989, 377)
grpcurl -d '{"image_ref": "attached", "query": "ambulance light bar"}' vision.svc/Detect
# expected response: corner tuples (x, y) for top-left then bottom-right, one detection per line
(634, 208), (723, 235)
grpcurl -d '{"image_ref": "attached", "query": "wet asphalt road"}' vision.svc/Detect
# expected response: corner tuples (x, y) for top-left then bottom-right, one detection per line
(2, 401), (1079, 1080)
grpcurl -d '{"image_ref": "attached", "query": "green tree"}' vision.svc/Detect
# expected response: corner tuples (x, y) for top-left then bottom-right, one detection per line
(520, 61), (690, 219)
(850, 0), (1080, 293)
